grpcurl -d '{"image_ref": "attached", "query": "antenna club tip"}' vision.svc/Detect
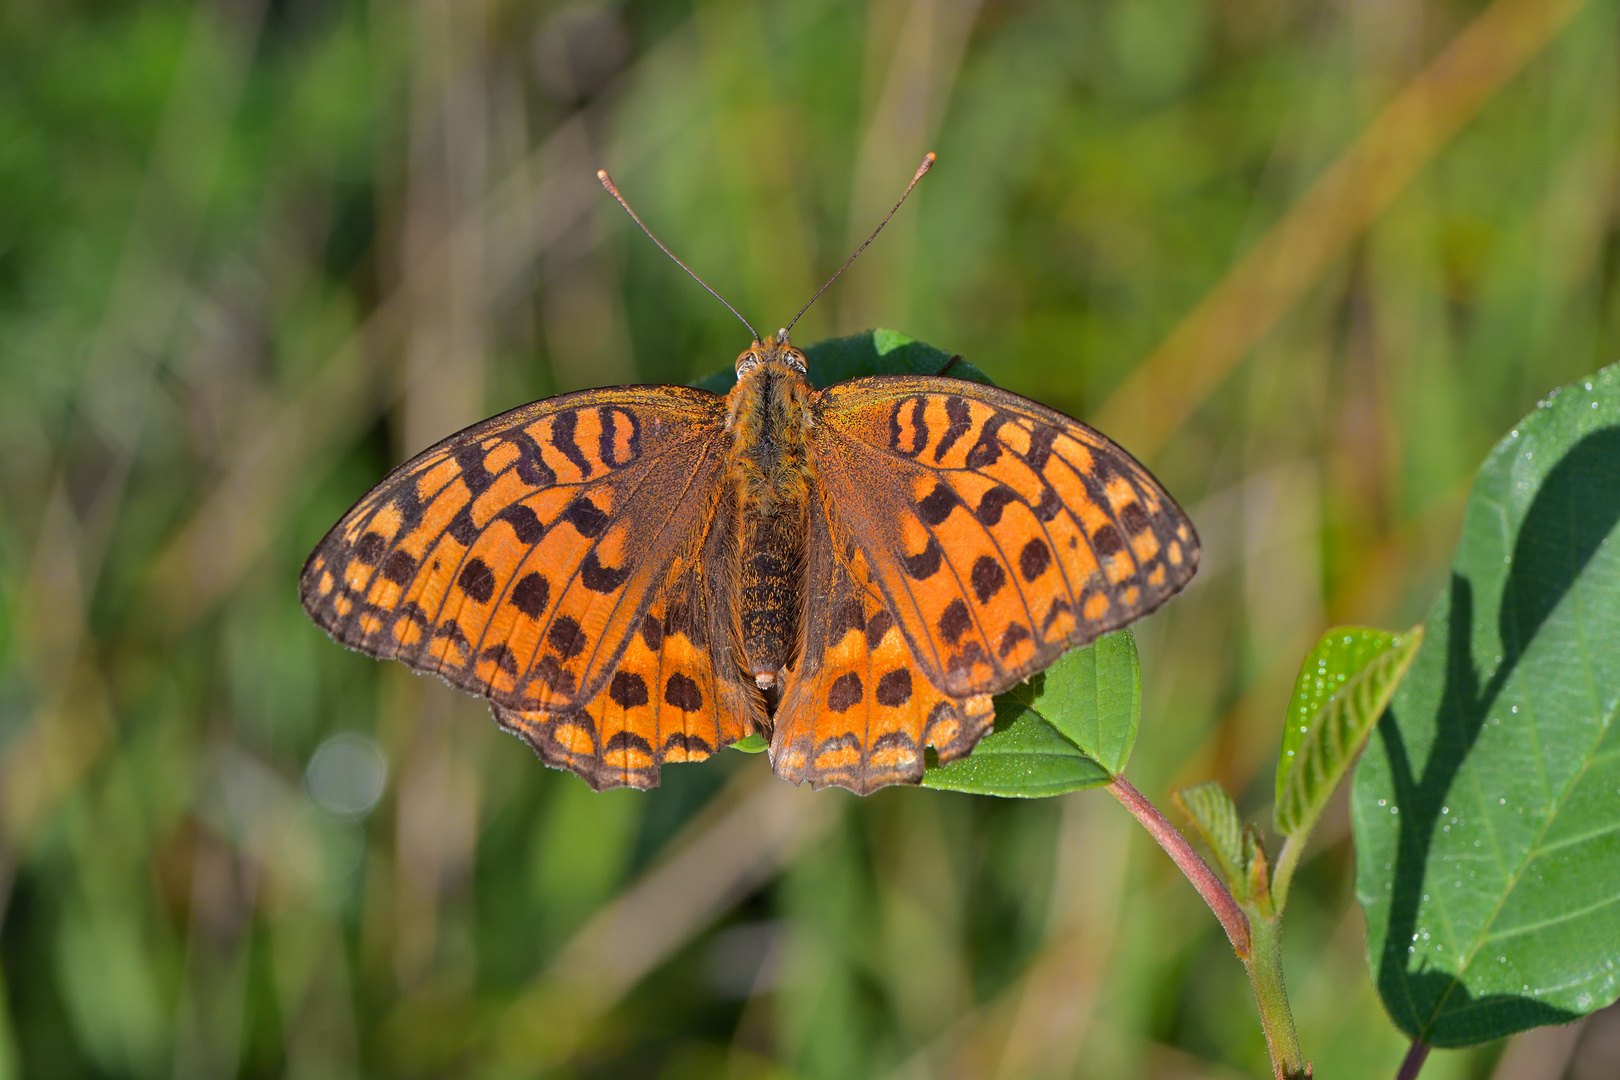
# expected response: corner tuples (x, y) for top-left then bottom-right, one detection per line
(596, 169), (615, 190)
(916, 151), (937, 177)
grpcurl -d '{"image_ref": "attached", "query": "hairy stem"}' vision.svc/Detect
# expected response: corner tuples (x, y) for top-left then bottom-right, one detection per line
(1244, 909), (1310, 1078)
(1105, 775), (1250, 956)
(1106, 776), (1312, 1078)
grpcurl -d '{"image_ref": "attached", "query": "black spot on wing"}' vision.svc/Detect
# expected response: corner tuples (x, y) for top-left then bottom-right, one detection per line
(597, 406), (641, 467)
(609, 670), (649, 708)
(446, 506), (479, 546)
(933, 396), (972, 462)
(946, 641), (987, 680)
(506, 429), (557, 487)
(964, 414), (1006, 469)
(827, 672), (863, 713)
(547, 616), (586, 659)
(664, 673), (703, 712)
(906, 398), (929, 456)
(1041, 598), (1073, 633)
(639, 613), (664, 650)
(902, 537), (943, 580)
(562, 496), (609, 538)
(459, 559), (496, 603)
(998, 622), (1031, 658)
(1019, 539), (1051, 582)
(499, 505), (544, 544)
(970, 555), (1006, 604)
(550, 410), (592, 477)
(833, 597), (866, 639)
(665, 603), (706, 648)
(871, 730), (917, 754)
(1120, 501), (1152, 534)
(975, 485), (1019, 526)
(381, 549), (416, 585)
(865, 610), (894, 650)
(604, 730), (653, 755)
(665, 732), (711, 755)
(1035, 486), (1062, 522)
(391, 484), (428, 532)
(875, 668), (912, 706)
(580, 552), (631, 593)
(433, 621), (471, 651)
(354, 532), (386, 564)
(453, 444), (495, 495)
(1025, 425), (1058, 470)
(889, 397), (929, 457)
(937, 599), (972, 647)
(531, 654), (576, 695)
(512, 572), (550, 618)
(481, 643), (519, 676)
(916, 483), (959, 526)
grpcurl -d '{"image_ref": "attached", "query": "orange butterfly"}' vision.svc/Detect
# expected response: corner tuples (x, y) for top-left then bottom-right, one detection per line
(300, 154), (1199, 794)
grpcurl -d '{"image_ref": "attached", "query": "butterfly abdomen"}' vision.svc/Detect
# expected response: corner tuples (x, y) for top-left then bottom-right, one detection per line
(726, 361), (815, 689)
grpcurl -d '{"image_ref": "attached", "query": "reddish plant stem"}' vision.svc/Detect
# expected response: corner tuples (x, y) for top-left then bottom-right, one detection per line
(1105, 775), (1251, 957)
(1395, 1040), (1429, 1080)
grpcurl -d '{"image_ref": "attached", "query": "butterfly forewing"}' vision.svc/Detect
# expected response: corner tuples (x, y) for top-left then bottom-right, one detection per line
(810, 376), (1199, 700)
(299, 385), (733, 719)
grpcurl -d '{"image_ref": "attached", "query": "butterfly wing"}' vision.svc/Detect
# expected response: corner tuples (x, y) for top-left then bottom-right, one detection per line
(770, 499), (994, 793)
(809, 375), (1199, 701)
(300, 386), (758, 774)
(491, 496), (761, 790)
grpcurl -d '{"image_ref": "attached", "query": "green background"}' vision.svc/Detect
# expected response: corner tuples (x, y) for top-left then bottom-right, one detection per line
(2, 0), (1619, 1076)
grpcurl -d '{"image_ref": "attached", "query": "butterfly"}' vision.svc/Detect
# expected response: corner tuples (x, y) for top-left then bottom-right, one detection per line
(299, 154), (1200, 794)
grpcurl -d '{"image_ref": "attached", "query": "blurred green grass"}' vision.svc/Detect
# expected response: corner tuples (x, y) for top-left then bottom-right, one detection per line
(2, 0), (1618, 1077)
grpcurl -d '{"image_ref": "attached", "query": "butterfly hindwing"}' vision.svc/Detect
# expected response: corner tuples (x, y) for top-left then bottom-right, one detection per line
(492, 501), (761, 790)
(811, 375), (1199, 700)
(770, 499), (994, 793)
(299, 385), (732, 720)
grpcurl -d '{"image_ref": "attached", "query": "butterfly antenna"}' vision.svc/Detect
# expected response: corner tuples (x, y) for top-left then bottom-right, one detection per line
(780, 151), (936, 342)
(597, 169), (761, 342)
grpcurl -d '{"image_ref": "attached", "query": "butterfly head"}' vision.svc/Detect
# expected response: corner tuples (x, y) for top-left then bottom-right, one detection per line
(734, 331), (807, 379)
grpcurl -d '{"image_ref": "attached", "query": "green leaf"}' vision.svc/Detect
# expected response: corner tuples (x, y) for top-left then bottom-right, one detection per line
(924, 629), (1139, 797)
(1173, 782), (1252, 902)
(922, 697), (1110, 798)
(1008, 628), (1141, 775)
(1277, 627), (1397, 801)
(1274, 626), (1423, 837)
(693, 329), (994, 393)
(1352, 362), (1620, 1047)
(728, 734), (767, 753)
